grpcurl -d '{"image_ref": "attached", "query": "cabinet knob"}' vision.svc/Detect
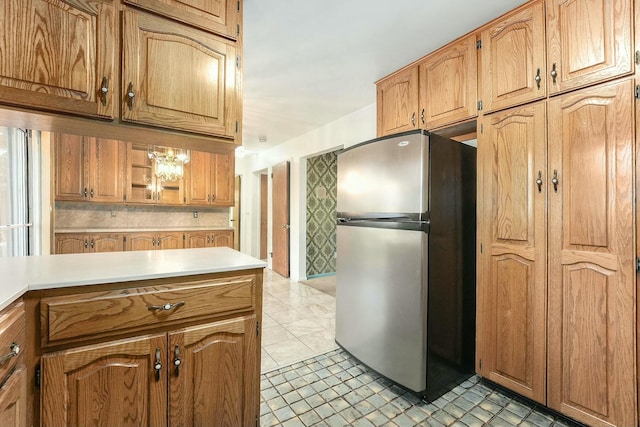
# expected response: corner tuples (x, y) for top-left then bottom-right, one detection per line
(147, 301), (185, 312)
(174, 345), (181, 376)
(420, 109), (425, 125)
(154, 347), (162, 381)
(90, 189), (94, 198)
(536, 171), (543, 193)
(100, 76), (109, 106)
(0, 343), (20, 364)
(535, 68), (541, 90)
(552, 169), (559, 192)
(127, 82), (135, 110)
(550, 63), (558, 84)
(411, 112), (416, 126)
(83, 188), (88, 198)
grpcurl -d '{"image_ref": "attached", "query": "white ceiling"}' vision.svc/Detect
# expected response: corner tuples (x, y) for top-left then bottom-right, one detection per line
(242, 0), (527, 152)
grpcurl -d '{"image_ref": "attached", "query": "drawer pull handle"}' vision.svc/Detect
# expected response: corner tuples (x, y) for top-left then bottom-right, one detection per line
(148, 301), (185, 312)
(0, 343), (20, 364)
(154, 347), (162, 381)
(174, 345), (181, 376)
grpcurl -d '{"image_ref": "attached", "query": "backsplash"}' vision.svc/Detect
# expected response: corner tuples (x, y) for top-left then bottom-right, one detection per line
(55, 203), (230, 230)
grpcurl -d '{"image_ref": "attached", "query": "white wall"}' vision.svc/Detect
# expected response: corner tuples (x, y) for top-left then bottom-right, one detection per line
(236, 103), (377, 281)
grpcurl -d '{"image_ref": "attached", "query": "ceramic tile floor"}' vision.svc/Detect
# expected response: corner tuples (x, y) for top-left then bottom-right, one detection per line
(260, 270), (585, 426)
(261, 269), (338, 372)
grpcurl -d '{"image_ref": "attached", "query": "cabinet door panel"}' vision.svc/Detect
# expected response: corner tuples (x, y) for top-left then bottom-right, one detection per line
(41, 335), (166, 427)
(546, 0), (632, 94)
(0, 366), (27, 427)
(420, 34), (477, 128)
(88, 139), (125, 203)
(212, 153), (234, 206)
(187, 151), (212, 205)
(91, 234), (123, 252)
(158, 232), (184, 250)
(212, 230), (233, 248)
(124, 0), (240, 39)
(547, 79), (636, 426)
(186, 232), (209, 248)
(55, 234), (88, 254)
(55, 135), (88, 202)
(169, 316), (257, 427)
(122, 10), (237, 137)
(477, 102), (547, 403)
(0, 0), (114, 117)
(376, 67), (419, 136)
(126, 233), (157, 251)
(481, 0), (546, 112)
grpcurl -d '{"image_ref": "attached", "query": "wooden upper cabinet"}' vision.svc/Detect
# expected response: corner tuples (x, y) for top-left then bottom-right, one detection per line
(186, 151), (235, 206)
(376, 66), (419, 137)
(419, 34), (477, 129)
(481, 0), (546, 112)
(54, 134), (125, 203)
(547, 79), (636, 427)
(477, 101), (547, 404)
(168, 316), (257, 427)
(123, 0), (241, 39)
(0, 0), (115, 118)
(122, 9), (238, 138)
(546, 0), (632, 95)
(41, 334), (167, 427)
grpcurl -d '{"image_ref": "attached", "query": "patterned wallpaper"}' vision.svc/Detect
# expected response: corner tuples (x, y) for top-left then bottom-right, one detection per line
(306, 151), (338, 276)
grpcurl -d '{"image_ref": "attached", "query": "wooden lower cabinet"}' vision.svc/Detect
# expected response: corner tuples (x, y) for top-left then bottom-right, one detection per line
(0, 301), (26, 427)
(0, 367), (27, 427)
(41, 318), (256, 427)
(55, 233), (125, 254)
(126, 232), (184, 251)
(186, 230), (233, 248)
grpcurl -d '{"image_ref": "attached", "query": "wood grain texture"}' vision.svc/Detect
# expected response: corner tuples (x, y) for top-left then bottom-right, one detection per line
(169, 316), (257, 427)
(54, 134), (88, 201)
(121, 9), (237, 137)
(124, 0), (240, 39)
(0, 0), (115, 118)
(481, 0), (546, 112)
(212, 153), (234, 206)
(55, 234), (88, 255)
(41, 334), (167, 427)
(546, 0), (632, 95)
(157, 232), (185, 250)
(0, 301), (25, 385)
(419, 34), (478, 128)
(0, 366), (27, 427)
(186, 151), (212, 206)
(272, 161), (290, 278)
(376, 66), (419, 136)
(41, 275), (256, 346)
(547, 78), (636, 427)
(88, 138), (125, 203)
(477, 101), (546, 404)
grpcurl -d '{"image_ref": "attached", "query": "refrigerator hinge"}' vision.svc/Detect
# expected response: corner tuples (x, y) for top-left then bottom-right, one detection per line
(476, 39), (482, 49)
(477, 100), (483, 111)
(635, 50), (640, 65)
(635, 85), (640, 99)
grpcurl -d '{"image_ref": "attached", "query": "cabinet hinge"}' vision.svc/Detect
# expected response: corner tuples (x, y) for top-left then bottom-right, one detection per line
(237, 24), (240, 36)
(256, 321), (260, 336)
(635, 50), (640, 65)
(236, 56), (241, 68)
(480, 243), (483, 254)
(237, 0), (240, 11)
(479, 359), (482, 370)
(480, 123), (483, 134)
(269, 251), (273, 258)
(476, 40), (482, 49)
(123, 236), (127, 243)
(183, 234), (186, 241)
(635, 85), (640, 99)
(636, 256), (640, 271)
(35, 365), (41, 388)
(236, 121), (239, 133)
(256, 416), (259, 427)
(477, 100), (483, 111)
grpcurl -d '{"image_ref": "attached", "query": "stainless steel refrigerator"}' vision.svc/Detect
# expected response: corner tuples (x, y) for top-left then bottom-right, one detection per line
(335, 129), (476, 399)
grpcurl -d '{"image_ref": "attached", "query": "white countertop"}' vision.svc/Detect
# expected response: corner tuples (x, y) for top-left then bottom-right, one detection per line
(1, 248), (266, 311)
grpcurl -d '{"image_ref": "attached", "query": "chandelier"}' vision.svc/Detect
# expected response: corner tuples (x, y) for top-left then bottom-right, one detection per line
(147, 145), (190, 182)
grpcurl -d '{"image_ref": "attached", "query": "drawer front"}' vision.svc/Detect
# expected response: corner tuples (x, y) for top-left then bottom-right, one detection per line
(41, 275), (256, 347)
(0, 301), (25, 383)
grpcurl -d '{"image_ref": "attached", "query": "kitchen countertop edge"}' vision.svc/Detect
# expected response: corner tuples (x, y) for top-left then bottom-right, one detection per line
(1, 248), (266, 312)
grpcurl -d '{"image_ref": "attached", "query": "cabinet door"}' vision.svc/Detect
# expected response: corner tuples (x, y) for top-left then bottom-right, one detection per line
(127, 143), (156, 204)
(547, 79), (636, 427)
(168, 316), (258, 427)
(157, 177), (185, 205)
(187, 151), (212, 206)
(477, 102), (547, 404)
(376, 66), (419, 137)
(88, 138), (125, 203)
(546, 0), (632, 95)
(481, 0), (546, 112)
(0, 0), (115, 118)
(41, 335), (167, 427)
(126, 233), (157, 251)
(122, 10), (238, 137)
(186, 232), (209, 248)
(158, 232), (184, 250)
(212, 231), (233, 248)
(123, 0), (241, 39)
(91, 234), (124, 253)
(0, 366), (27, 427)
(55, 234), (89, 254)
(212, 153), (234, 206)
(54, 134), (88, 202)
(419, 34), (477, 129)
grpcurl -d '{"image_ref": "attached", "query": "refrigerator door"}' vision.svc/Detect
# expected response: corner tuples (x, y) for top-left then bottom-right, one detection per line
(335, 224), (428, 392)
(337, 130), (428, 215)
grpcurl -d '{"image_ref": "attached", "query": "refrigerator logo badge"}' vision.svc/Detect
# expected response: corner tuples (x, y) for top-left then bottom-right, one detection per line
(398, 140), (410, 147)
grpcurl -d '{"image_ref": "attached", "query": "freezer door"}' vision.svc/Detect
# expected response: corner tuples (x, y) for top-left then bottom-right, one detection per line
(337, 131), (428, 215)
(335, 224), (428, 392)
